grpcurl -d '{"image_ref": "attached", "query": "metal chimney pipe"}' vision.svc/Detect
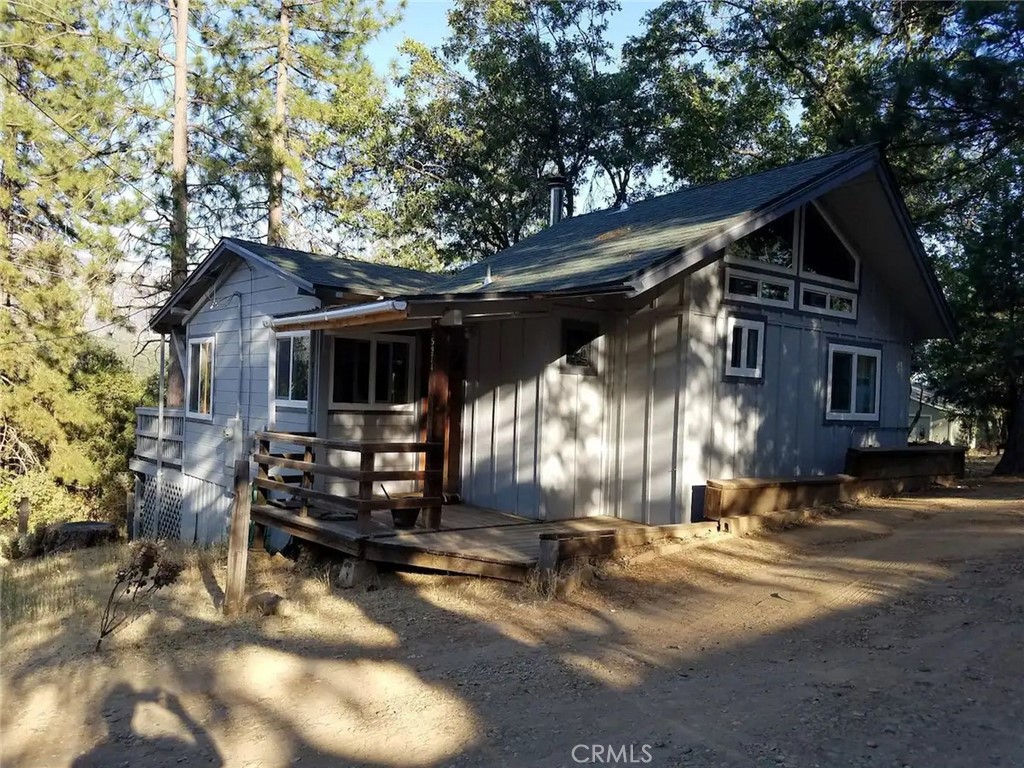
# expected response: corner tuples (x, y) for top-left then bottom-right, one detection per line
(548, 175), (567, 226)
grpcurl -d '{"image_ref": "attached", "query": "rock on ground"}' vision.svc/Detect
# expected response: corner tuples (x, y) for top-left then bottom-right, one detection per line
(41, 522), (119, 556)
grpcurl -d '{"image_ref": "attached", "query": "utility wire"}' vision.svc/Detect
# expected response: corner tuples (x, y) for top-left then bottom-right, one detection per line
(0, 71), (167, 213)
(0, 304), (152, 347)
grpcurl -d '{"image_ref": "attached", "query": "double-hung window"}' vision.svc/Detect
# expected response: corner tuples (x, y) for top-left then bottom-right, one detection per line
(826, 343), (881, 421)
(331, 335), (413, 407)
(725, 317), (765, 380)
(275, 331), (310, 407)
(187, 336), (214, 418)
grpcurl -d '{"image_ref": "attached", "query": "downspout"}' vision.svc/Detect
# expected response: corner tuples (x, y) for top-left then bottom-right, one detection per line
(234, 291), (243, 428)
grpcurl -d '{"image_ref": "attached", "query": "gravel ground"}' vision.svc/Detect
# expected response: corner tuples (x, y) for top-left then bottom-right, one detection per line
(2, 476), (1022, 767)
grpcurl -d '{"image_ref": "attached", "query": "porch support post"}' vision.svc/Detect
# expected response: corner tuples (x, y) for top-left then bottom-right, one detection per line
(424, 324), (448, 529)
(445, 328), (466, 496)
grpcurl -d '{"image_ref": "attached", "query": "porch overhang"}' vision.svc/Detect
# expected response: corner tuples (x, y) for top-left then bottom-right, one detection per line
(267, 300), (410, 332)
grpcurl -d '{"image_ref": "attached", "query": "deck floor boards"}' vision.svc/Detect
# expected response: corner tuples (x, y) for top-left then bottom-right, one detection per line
(250, 503), (644, 581)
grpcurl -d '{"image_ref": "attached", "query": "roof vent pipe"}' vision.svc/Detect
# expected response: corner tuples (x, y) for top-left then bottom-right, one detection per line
(547, 175), (567, 227)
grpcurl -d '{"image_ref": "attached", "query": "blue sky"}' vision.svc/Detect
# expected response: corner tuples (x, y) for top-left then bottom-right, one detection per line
(365, 0), (661, 74)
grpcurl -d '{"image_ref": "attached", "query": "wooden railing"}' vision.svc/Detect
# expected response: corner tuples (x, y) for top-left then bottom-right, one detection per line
(252, 430), (444, 533)
(134, 407), (185, 466)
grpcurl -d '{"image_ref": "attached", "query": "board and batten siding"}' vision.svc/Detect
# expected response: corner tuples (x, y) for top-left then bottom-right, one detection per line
(459, 256), (912, 524)
(605, 258), (911, 525)
(181, 259), (320, 541)
(460, 314), (610, 521)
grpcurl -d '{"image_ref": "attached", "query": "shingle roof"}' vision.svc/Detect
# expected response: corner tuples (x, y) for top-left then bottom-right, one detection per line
(223, 146), (878, 301)
(224, 238), (443, 296)
(429, 145), (879, 295)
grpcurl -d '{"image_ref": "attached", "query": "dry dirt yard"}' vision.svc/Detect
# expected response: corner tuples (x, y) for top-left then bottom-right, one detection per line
(2, 476), (1023, 768)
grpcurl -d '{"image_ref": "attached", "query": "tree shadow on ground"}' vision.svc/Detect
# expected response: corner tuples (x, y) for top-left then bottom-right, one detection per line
(2, 479), (1023, 767)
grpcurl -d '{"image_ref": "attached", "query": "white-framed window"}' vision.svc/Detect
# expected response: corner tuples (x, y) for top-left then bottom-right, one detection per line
(800, 201), (860, 288)
(274, 331), (310, 407)
(826, 343), (881, 421)
(187, 336), (214, 419)
(799, 285), (858, 319)
(724, 267), (794, 309)
(725, 210), (798, 275)
(329, 334), (414, 409)
(725, 317), (765, 379)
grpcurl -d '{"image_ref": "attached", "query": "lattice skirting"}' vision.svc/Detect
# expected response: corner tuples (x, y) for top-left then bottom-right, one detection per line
(134, 470), (233, 545)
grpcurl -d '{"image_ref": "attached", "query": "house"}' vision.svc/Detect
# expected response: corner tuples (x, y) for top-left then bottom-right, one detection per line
(908, 383), (972, 447)
(130, 145), (954, 551)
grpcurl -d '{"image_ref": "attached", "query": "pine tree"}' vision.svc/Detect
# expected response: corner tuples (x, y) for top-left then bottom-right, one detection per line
(193, 0), (393, 250)
(0, 0), (149, 507)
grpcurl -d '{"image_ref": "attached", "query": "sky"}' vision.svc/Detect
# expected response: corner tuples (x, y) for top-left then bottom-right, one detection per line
(364, 0), (661, 75)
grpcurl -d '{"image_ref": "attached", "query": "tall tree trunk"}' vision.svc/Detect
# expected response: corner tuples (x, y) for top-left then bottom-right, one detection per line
(166, 0), (189, 407)
(267, 1), (290, 246)
(993, 389), (1024, 475)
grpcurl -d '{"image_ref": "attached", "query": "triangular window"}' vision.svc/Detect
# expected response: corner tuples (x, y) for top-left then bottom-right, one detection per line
(727, 211), (795, 272)
(801, 204), (858, 285)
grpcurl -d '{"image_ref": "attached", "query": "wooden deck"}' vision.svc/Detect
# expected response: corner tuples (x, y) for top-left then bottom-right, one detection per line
(250, 503), (640, 581)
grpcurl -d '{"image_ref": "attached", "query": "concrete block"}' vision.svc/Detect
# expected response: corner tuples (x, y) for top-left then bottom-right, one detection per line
(335, 558), (378, 589)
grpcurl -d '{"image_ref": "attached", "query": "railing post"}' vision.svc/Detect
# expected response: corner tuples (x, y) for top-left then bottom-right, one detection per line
(357, 451), (374, 534)
(424, 444), (443, 530)
(256, 436), (270, 506)
(300, 443), (313, 517)
(225, 458), (252, 616)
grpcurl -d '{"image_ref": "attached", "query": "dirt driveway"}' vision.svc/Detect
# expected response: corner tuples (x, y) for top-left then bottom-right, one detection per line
(2, 477), (1023, 767)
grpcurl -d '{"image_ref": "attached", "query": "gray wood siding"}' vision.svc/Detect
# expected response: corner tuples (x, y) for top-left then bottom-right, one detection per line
(605, 258), (913, 524)
(461, 315), (608, 520)
(183, 260), (320, 492)
(458, 253), (914, 524)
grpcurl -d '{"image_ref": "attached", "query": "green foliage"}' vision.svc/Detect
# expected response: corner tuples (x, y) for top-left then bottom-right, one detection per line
(0, 471), (91, 529)
(192, 0), (396, 250)
(1, 1), (151, 522)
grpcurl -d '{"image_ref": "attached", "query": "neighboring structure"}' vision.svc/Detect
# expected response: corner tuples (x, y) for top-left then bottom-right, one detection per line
(907, 383), (973, 447)
(130, 145), (955, 543)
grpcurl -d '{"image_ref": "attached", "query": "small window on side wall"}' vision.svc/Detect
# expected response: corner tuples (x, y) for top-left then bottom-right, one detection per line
(187, 336), (214, 418)
(725, 317), (764, 380)
(275, 332), (310, 406)
(827, 343), (880, 421)
(562, 320), (600, 375)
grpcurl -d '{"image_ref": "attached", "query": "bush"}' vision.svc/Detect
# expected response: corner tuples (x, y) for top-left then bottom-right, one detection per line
(0, 471), (92, 531)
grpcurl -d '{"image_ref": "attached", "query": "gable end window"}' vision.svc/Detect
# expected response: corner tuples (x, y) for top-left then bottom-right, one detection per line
(275, 331), (310, 407)
(801, 203), (860, 287)
(187, 336), (214, 419)
(800, 286), (857, 319)
(725, 317), (765, 380)
(826, 343), (881, 421)
(724, 267), (794, 309)
(330, 335), (413, 408)
(725, 211), (796, 274)
(561, 320), (600, 375)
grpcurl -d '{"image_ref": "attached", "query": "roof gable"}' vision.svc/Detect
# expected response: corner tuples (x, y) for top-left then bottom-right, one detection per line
(429, 145), (878, 296)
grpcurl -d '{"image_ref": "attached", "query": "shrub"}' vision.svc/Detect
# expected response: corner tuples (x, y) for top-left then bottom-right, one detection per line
(0, 471), (91, 531)
(96, 541), (184, 651)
